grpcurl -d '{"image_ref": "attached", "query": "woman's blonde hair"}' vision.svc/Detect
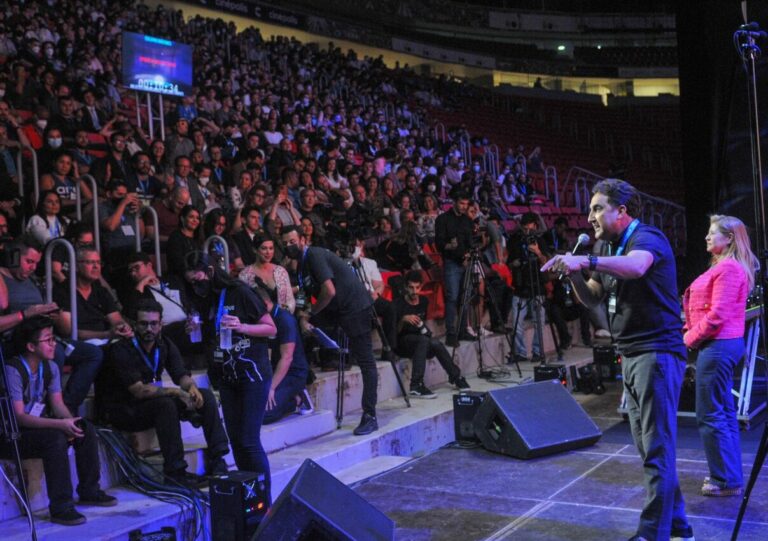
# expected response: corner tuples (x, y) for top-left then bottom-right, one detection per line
(710, 214), (759, 289)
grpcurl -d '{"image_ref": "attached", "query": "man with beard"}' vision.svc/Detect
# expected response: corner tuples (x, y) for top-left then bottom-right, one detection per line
(96, 298), (229, 486)
(542, 179), (692, 541)
(281, 226), (379, 436)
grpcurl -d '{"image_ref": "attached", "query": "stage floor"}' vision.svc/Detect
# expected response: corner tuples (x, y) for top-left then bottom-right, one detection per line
(352, 380), (768, 541)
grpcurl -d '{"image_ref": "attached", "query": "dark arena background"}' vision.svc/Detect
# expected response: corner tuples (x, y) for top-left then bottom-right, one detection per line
(1, 1), (768, 540)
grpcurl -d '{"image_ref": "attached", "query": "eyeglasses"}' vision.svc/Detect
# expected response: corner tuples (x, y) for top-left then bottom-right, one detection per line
(135, 320), (161, 328)
(78, 260), (101, 265)
(36, 336), (57, 345)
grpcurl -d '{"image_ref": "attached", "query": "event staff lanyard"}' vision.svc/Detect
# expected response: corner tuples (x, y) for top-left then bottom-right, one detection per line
(138, 178), (148, 195)
(18, 355), (44, 403)
(297, 247), (309, 289)
(606, 219), (640, 315)
(609, 219), (640, 257)
(215, 289), (227, 332)
(131, 338), (161, 382)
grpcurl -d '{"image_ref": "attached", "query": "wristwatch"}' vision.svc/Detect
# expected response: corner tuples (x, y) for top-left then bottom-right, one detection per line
(588, 254), (598, 271)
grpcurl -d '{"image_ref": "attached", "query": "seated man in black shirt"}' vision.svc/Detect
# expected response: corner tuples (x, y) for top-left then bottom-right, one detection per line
(0, 317), (116, 526)
(96, 299), (229, 485)
(53, 246), (133, 343)
(394, 271), (470, 398)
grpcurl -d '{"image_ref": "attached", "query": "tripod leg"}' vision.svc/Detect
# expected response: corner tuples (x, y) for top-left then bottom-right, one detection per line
(336, 346), (345, 430)
(731, 423), (768, 540)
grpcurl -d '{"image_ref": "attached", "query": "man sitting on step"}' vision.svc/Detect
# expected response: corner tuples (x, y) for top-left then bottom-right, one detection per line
(0, 317), (117, 526)
(95, 299), (230, 487)
(394, 270), (470, 399)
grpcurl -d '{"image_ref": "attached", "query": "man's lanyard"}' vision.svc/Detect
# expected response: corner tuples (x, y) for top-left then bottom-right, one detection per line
(215, 289), (227, 332)
(131, 338), (161, 381)
(297, 246), (309, 289)
(609, 219), (640, 257)
(18, 355), (44, 403)
(138, 177), (149, 195)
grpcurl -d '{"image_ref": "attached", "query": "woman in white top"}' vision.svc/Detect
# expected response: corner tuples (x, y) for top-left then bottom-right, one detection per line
(26, 190), (69, 245)
(239, 233), (296, 313)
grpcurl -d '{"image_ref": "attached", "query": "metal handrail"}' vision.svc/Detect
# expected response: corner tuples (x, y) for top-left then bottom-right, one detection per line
(44, 238), (77, 341)
(433, 122), (446, 144)
(140, 205), (162, 276)
(203, 235), (230, 271)
(544, 166), (559, 207)
(80, 175), (100, 253)
(16, 144), (38, 203)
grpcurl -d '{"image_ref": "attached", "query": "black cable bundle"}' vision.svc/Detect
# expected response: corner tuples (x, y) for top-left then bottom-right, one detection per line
(96, 427), (209, 540)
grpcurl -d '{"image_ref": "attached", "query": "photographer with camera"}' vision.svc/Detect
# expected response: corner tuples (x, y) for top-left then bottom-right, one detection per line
(395, 271), (470, 398)
(0, 317), (116, 526)
(507, 212), (550, 364)
(434, 193), (475, 347)
(95, 299), (230, 487)
(99, 179), (144, 298)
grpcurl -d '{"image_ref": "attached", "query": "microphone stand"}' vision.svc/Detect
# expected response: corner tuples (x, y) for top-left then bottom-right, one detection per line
(0, 342), (38, 541)
(731, 21), (768, 541)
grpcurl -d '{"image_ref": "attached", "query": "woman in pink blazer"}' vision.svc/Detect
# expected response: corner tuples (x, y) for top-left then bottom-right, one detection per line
(683, 215), (757, 497)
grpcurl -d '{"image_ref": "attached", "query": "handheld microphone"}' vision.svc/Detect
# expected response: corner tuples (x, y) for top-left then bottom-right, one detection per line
(559, 233), (591, 280)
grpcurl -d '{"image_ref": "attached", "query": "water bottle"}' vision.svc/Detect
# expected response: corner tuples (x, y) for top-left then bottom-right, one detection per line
(219, 310), (232, 350)
(189, 311), (202, 343)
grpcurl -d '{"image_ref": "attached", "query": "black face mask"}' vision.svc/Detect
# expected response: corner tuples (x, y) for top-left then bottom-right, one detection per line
(192, 279), (211, 298)
(284, 244), (301, 260)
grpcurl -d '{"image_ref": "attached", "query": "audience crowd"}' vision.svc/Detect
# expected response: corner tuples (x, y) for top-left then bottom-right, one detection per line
(0, 0), (608, 526)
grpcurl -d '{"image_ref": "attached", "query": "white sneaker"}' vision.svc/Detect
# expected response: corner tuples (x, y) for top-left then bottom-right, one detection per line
(595, 329), (611, 338)
(295, 389), (314, 415)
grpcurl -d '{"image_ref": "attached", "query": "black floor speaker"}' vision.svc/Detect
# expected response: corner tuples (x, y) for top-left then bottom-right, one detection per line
(453, 391), (486, 443)
(252, 459), (395, 541)
(472, 380), (602, 459)
(210, 471), (269, 541)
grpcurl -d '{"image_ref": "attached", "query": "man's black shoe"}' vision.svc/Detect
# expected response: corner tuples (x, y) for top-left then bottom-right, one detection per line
(50, 508), (86, 526)
(530, 354), (545, 364)
(168, 470), (208, 489)
(445, 334), (459, 348)
(449, 375), (471, 389)
(78, 490), (118, 507)
(353, 413), (378, 436)
(508, 354), (528, 365)
(206, 457), (229, 476)
(458, 332), (478, 342)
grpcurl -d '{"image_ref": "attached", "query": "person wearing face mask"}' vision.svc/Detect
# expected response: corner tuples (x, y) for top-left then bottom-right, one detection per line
(184, 251), (276, 499)
(193, 163), (221, 212)
(280, 226), (380, 436)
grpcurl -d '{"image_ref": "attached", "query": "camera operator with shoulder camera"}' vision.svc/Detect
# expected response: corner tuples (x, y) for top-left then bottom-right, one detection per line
(507, 212), (550, 364)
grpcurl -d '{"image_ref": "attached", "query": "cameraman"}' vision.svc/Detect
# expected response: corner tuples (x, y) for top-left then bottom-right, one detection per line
(507, 212), (549, 363)
(281, 226), (380, 436)
(434, 193), (474, 347)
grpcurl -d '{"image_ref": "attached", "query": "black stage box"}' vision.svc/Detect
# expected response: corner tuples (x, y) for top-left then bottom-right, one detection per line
(210, 471), (268, 541)
(453, 391), (486, 443)
(593, 344), (621, 380)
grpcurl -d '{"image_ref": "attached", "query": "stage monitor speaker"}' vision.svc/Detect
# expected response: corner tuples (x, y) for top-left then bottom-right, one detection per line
(252, 459), (395, 541)
(472, 380), (602, 459)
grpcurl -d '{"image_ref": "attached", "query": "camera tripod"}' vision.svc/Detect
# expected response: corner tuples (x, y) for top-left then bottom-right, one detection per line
(509, 241), (564, 366)
(0, 343), (38, 541)
(452, 249), (522, 377)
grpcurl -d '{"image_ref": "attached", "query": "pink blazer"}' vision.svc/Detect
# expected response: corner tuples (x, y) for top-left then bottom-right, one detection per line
(683, 258), (749, 349)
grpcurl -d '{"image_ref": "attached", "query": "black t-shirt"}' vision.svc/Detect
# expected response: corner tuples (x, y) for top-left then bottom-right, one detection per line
(97, 335), (189, 408)
(53, 281), (119, 332)
(212, 282), (271, 382)
(270, 306), (308, 380)
(434, 210), (474, 263)
(299, 247), (372, 316)
(394, 295), (429, 337)
(594, 222), (686, 357)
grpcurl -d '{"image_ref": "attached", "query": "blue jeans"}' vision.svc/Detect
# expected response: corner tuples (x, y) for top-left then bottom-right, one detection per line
(623, 351), (689, 541)
(54, 340), (104, 414)
(507, 295), (545, 358)
(696, 338), (744, 489)
(442, 259), (466, 336)
(219, 377), (272, 504)
(263, 373), (306, 425)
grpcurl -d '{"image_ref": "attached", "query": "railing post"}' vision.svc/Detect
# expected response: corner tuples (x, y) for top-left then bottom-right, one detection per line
(203, 235), (230, 271)
(45, 239), (77, 341)
(142, 205), (162, 276)
(80, 175), (100, 253)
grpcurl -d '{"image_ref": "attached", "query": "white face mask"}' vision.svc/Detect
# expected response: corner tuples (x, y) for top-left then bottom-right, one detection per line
(198, 176), (210, 186)
(36, 119), (48, 130)
(48, 137), (62, 149)
(352, 246), (362, 259)
(427, 185), (436, 193)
